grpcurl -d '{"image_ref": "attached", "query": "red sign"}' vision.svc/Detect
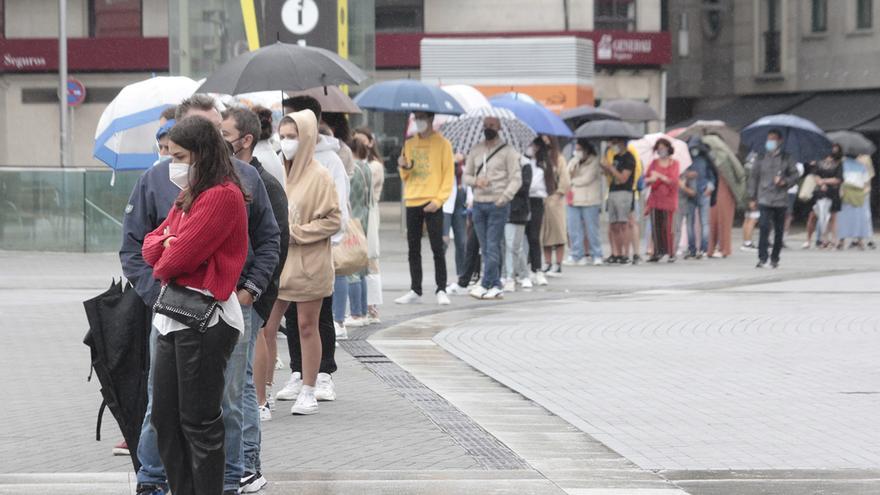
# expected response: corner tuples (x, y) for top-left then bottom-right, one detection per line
(376, 30), (671, 69)
(0, 37), (169, 73)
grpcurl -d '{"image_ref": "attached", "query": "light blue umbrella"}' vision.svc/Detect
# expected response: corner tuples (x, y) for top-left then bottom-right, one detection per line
(741, 114), (832, 163)
(489, 95), (573, 137)
(353, 79), (465, 115)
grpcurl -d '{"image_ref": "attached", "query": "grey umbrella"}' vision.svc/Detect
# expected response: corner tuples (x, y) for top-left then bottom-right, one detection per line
(575, 120), (642, 140)
(827, 130), (877, 156)
(197, 42), (368, 95)
(560, 105), (621, 129)
(284, 86), (361, 114)
(599, 99), (660, 122)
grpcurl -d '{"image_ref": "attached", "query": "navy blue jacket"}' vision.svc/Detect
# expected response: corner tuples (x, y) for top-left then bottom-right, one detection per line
(120, 158), (281, 307)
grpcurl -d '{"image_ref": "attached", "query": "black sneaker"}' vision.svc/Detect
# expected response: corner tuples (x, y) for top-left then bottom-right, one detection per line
(770, 261), (779, 269)
(136, 484), (167, 495)
(618, 256), (632, 265)
(241, 471), (268, 493)
(756, 261), (768, 269)
(632, 254), (642, 265)
(604, 256), (619, 264)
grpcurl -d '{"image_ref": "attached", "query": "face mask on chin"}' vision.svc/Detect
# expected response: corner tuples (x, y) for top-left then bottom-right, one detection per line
(280, 138), (299, 160)
(169, 161), (191, 190)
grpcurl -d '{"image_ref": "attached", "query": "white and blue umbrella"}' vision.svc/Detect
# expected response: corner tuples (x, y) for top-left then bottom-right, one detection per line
(741, 114), (832, 163)
(353, 79), (465, 115)
(440, 107), (537, 156)
(93, 76), (199, 170)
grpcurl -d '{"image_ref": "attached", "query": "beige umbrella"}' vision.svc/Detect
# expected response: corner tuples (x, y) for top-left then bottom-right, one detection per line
(678, 120), (740, 152)
(284, 86), (361, 114)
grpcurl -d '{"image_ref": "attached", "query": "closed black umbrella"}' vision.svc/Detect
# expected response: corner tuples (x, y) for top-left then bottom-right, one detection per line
(827, 130), (877, 156)
(197, 42), (368, 95)
(83, 280), (152, 471)
(560, 105), (621, 129)
(575, 120), (642, 140)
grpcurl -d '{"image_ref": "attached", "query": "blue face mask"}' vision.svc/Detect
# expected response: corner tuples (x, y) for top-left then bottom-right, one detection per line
(765, 139), (778, 152)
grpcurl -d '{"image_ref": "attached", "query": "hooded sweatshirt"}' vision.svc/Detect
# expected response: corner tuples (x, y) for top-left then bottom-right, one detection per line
(314, 134), (350, 244)
(278, 110), (342, 302)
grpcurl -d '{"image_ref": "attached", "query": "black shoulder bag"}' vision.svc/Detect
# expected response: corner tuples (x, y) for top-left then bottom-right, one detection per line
(475, 143), (508, 176)
(153, 283), (220, 333)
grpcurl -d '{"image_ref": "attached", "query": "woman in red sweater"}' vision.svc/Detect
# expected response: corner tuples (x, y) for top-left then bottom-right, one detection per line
(142, 116), (249, 495)
(645, 138), (680, 263)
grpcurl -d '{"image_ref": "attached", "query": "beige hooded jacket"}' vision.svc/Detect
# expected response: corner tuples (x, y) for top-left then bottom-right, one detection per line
(278, 109), (342, 302)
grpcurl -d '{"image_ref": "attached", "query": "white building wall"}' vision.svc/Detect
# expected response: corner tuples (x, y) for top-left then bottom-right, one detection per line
(143, 0), (170, 37)
(636, 0), (662, 31)
(5, 0), (89, 38)
(425, 0), (569, 32)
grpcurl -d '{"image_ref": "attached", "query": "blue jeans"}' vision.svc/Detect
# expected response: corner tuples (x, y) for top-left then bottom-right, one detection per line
(686, 196), (710, 254)
(137, 305), (255, 491)
(472, 202), (510, 289)
(242, 308), (265, 475)
(348, 275), (367, 317)
(332, 275), (349, 321)
(567, 205), (602, 260)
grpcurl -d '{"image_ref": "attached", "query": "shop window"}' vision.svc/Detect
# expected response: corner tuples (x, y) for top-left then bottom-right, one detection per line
(811, 0), (827, 32)
(90, 0), (142, 38)
(595, 0), (636, 31)
(376, 0), (423, 33)
(762, 0), (781, 73)
(857, 0), (873, 29)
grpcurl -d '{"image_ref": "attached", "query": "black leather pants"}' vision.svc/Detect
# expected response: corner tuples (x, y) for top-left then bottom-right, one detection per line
(152, 321), (238, 495)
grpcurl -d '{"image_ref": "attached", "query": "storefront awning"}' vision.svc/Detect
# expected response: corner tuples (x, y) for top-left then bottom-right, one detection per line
(673, 93), (813, 130)
(786, 90), (880, 132)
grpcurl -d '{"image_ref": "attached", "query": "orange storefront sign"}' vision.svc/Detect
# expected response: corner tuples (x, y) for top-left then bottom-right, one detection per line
(469, 85), (594, 114)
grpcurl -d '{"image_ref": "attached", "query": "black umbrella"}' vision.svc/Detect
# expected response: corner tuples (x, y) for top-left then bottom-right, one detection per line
(575, 120), (642, 140)
(197, 42), (368, 95)
(83, 280), (152, 472)
(599, 99), (660, 122)
(560, 105), (621, 129)
(827, 130), (877, 156)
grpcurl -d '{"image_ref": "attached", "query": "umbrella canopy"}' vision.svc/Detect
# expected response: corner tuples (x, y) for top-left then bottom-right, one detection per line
(83, 280), (152, 471)
(489, 96), (573, 137)
(741, 114), (832, 163)
(440, 107), (537, 155)
(599, 99), (660, 122)
(283, 86), (361, 114)
(575, 120), (642, 140)
(701, 134), (748, 208)
(493, 91), (538, 104)
(354, 79), (465, 115)
(93, 76), (198, 170)
(629, 133), (693, 170)
(827, 130), (877, 156)
(560, 105), (622, 129)
(197, 42), (368, 95)
(677, 120), (741, 152)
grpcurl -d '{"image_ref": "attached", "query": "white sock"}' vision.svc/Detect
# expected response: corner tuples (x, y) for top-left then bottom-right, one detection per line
(301, 385), (315, 397)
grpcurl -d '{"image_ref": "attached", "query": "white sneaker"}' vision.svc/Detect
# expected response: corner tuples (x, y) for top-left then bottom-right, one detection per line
(241, 472), (268, 493)
(343, 316), (367, 328)
(502, 279), (516, 292)
(576, 257), (590, 266)
(275, 372), (302, 401)
(394, 290), (422, 304)
(561, 256), (578, 266)
(535, 272), (549, 286)
(446, 283), (468, 295)
(291, 392), (318, 415)
(436, 290), (451, 305)
(334, 321), (348, 340)
(592, 258), (604, 266)
(469, 286), (488, 299)
(546, 264), (562, 278)
(366, 314), (381, 325)
(259, 403), (272, 422)
(266, 384), (275, 410)
(484, 287), (504, 299)
(275, 352), (284, 370)
(710, 252), (724, 258)
(315, 373), (337, 401)
(518, 277), (533, 289)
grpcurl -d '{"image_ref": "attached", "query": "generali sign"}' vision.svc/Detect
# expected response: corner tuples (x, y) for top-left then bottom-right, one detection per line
(0, 38), (169, 73)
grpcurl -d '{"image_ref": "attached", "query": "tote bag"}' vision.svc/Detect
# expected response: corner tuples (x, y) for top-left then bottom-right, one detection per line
(332, 218), (369, 276)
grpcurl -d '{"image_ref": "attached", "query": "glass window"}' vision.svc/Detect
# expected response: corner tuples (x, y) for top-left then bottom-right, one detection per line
(90, 0), (142, 38)
(857, 0), (873, 29)
(763, 0), (781, 73)
(811, 0), (827, 32)
(376, 0), (423, 33)
(595, 0), (636, 31)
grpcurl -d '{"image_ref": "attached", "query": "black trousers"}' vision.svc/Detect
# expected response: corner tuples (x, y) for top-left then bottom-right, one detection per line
(758, 205), (787, 263)
(525, 198), (545, 271)
(457, 217), (481, 287)
(283, 295), (337, 375)
(406, 204), (447, 295)
(152, 322), (238, 495)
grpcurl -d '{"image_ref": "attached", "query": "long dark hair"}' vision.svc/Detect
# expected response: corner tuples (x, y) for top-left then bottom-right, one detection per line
(252, 105), (274, 141)
(168, 116), (250, 212)
(354, 126), (384, 163)
(534, 136), (561, 195)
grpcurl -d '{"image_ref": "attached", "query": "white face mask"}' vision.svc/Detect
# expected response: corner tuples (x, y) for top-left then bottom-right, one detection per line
(573, 150), (584, 161)
(525, 146), (535, 158)
(169, 161), (191, 190)
(415, 119), (429, 133)
(280, 138), (299, 160)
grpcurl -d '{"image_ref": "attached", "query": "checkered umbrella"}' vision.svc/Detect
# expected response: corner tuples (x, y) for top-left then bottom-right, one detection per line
(440, 107), (537, 156)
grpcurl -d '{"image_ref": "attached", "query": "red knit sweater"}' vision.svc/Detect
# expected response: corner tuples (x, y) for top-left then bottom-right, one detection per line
(143, 182), (248, 299)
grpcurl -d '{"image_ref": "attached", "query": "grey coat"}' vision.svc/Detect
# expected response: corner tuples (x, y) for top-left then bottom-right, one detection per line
(747, 151), (800, 208)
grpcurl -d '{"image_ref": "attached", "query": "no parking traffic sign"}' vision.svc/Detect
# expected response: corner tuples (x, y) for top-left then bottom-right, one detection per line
(67, 78), (86, 107)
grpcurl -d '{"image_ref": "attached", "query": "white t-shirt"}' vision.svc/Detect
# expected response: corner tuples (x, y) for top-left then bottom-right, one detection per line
(154, 288), (245, 336)
(253, 140), (286, 190)
(528, 159), (548, 198)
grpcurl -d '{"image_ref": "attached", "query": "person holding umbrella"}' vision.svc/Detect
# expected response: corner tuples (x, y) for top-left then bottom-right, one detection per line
(747, 130), (800, 268)
(395, 111), (456, 305)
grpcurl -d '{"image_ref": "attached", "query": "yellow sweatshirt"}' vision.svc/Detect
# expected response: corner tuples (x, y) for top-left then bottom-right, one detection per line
(399, 132), (455, 208)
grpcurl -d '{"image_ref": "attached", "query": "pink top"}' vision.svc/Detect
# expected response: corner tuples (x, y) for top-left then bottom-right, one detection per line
(646, 159), (680, 212)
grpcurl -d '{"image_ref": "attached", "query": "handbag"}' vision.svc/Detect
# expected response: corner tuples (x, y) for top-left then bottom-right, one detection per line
(798, 174), (817, 201)
(841, 183), (867, 207)
(332, 218), (369, 276)
(153, 282), (220, 332)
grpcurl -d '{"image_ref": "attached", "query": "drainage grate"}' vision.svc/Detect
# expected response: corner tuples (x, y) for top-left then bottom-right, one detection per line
(340, 338), (530, 470)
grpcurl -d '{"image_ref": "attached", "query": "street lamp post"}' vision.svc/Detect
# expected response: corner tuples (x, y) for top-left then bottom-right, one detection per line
(59, 0), (69, 168)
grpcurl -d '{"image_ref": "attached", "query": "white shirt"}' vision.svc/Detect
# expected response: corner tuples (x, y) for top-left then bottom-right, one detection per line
(154, 288), (245, 336)
(253, 140), (286, 190)
(314, 135), (351, 245)
(528, 159), (548, 198)
(788, 162), (805, 194)
(443, 176), (458, 214)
